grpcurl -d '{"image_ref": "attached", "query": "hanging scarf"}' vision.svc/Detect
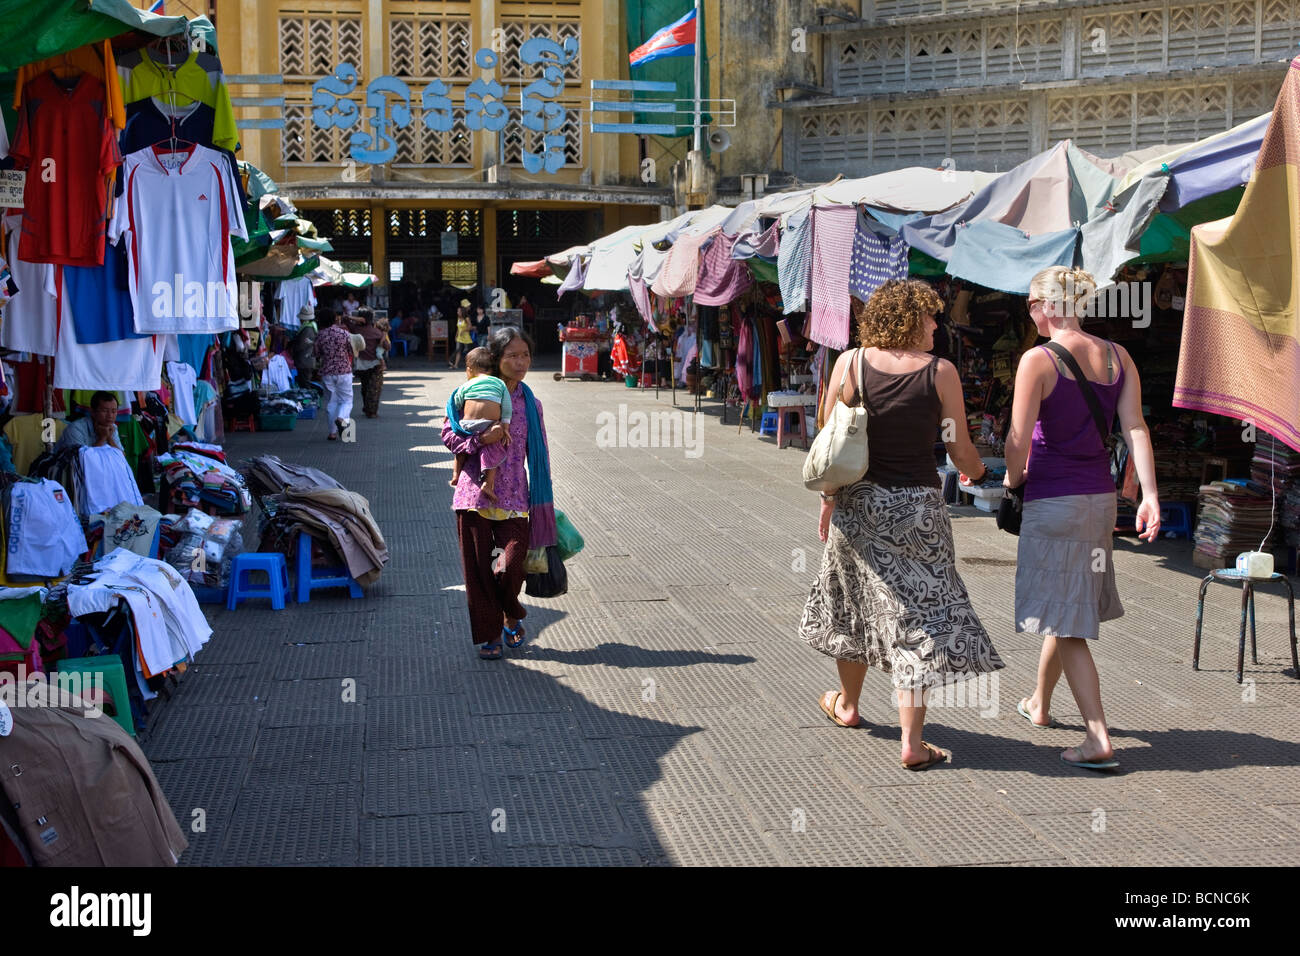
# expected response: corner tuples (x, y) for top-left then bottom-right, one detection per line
(445, 382), (556, 549)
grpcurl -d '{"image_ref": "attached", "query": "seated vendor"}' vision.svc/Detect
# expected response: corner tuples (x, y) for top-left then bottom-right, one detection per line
(55, 391), (122, 451)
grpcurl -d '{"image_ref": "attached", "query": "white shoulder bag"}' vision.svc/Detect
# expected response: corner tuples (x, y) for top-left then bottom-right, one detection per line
(802, 348), (869, 492)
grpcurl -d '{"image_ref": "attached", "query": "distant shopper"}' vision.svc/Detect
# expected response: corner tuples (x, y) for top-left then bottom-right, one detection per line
(1006, 266), (1161, 772)
(451, 306), (473, 369)
(799, 279), (1003, 770)
(314, 311), (355, 441)
(353, 308), (389, 419)
(292, 310), (320, 386)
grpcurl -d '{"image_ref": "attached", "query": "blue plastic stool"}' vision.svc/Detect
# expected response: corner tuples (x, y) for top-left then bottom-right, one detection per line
(226, 552), (292, 610)
(296, 531), (364, 603)
(391, 339), (409, 357)
(759, 411), (778, 436)
(1161, 501), (1194, 539)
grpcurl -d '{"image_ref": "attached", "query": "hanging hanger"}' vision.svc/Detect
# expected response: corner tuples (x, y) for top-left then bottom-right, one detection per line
(151, 88), (198, 158)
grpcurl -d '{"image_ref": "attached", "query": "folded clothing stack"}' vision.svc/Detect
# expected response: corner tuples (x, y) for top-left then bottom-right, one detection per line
(157, 449), (252, 516)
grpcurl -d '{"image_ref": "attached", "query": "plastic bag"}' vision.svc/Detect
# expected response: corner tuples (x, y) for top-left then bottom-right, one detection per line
(524, 547), (549, 574)
(555, 509), (584, 561)
(525, 545), (568, 598)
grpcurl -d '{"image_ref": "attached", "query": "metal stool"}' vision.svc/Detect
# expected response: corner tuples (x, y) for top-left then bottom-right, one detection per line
(1193, 568), (1298, 683)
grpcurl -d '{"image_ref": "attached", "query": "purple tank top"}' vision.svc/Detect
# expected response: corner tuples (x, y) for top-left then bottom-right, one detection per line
(1024, 343), (1124, 502)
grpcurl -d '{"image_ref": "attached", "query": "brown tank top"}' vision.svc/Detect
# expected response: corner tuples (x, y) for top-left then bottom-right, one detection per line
(855, 352), (942, 489)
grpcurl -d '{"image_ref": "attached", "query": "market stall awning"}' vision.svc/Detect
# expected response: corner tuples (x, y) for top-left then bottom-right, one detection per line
(0, 0), (192, 73)
(510, 259), (554, 278)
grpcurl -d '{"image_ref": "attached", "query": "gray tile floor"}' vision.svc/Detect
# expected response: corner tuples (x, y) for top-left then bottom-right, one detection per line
(142, 358), (1300, 866)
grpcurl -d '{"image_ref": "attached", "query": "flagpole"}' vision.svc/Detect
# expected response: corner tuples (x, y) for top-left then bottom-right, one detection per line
(692, 0), (702, 153)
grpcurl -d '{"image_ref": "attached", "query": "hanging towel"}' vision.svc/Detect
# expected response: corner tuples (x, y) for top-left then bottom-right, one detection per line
(946, 220), (1080, 295)
(556, 255), (587, 296)
(849, 209), (910, 304)
(778, 206), (813, 314)
(806, 205), (858, 350)
(651, 228), (717, 299)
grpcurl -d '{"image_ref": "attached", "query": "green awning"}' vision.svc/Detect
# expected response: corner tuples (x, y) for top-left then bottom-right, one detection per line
(1130, 188), (1244, 265)
(0, 0), (189, 73)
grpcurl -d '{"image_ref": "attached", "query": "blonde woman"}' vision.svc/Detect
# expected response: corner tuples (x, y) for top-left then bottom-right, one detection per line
(800, 279), (1004, 771)
(1005, 267), (1161, 771)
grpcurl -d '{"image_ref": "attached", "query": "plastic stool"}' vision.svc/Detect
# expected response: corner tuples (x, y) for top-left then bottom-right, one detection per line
(296, 531), (363, 603)
(226, 552), (291, 610)
(776, 406), (810, 450)
(1160, 501), (1194, 539)
(1193, 568), (1298, 683)
(228, 414), (257, 433)
(759, 411), (778, 436)
(56, 655), (135, 737)
(392, 339), (409, 357)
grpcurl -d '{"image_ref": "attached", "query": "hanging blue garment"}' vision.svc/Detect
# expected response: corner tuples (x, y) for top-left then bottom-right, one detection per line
(849, 209), (909, 303)
(945, 221), (1080, 295)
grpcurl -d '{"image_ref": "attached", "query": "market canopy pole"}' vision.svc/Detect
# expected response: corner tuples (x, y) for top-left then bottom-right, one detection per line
(692, 0), (702, 154)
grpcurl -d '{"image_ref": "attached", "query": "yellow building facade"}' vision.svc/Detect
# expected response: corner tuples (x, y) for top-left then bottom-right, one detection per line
(214, 0), (722, 300)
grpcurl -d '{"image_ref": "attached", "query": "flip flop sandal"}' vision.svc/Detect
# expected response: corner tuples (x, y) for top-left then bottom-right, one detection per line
(903, 741), (948, 771)
(502, 623), (526, 649)
(1060, 748), (1120, 771)
(1018, 698), (1060, 729)
(819, 691), (862, 728)
(478, 640), (504, 660)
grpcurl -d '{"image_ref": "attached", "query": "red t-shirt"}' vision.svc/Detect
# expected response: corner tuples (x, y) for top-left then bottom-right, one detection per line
(9, 70), (120, 267)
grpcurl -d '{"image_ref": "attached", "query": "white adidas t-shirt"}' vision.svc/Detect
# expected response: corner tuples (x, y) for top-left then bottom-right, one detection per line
(109, 144), (248, 334)
(6, 479), (87, 577)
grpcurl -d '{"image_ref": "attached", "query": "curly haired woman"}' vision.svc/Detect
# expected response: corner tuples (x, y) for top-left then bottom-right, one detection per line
(799, 279), (1004, 770)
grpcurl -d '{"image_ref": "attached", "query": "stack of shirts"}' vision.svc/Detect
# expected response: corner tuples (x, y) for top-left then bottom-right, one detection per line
(156, 448), (251, 515)
(1193, 481), (1279, 566)
(1283, 481), (1300, 548)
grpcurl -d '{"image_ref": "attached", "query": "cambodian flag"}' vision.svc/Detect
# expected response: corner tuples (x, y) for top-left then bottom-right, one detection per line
(628, 9), (696, 68)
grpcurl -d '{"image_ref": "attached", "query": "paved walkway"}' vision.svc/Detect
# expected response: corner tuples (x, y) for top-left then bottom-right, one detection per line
(143, 356), (1300, 866)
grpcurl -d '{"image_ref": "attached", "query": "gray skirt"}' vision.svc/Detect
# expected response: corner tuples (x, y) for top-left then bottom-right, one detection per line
(1015, 492), (1124, 640)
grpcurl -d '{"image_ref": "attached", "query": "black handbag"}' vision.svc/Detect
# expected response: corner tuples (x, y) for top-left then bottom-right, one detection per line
(998, 342), (1116, 537)
(997, 483), (1025, 535)
(525, 545), (568, 598)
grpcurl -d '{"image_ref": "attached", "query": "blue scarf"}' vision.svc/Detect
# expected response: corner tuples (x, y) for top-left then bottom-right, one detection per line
(445, 382), (556, 549)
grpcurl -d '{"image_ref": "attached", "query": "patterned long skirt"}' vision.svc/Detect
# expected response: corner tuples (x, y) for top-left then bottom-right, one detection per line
(799, 480), (1004, 691)
(359, 366), (385, 416)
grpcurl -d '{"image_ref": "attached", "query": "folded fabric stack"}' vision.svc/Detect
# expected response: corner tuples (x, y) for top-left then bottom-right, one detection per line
(1283, 481), (1300, 548)
(271, 485), (388, 586)
(1248, 432), (1300, 495)
(172, 441), (227, 464)
(1194, 481), (1280, 565)
(277, 387), (320, 410)
(260, 396), (303, 416)
(157, 449), (252, 515)
(243, 455), (343, 497)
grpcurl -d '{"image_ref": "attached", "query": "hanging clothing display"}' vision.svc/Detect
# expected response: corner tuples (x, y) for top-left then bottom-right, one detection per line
(693, 231), (753, 306)
(0, 215), (57, 355)
(651, 228), (716, 299)
(778, 206), (814, 314)
(263, 354), (292, 394)
(165, 361), (198, 425)
(110, 143), (248, 334)
(849, 210), (909, 304)
(275, 277), (315, 329)
(116, 47), (239, 153)
(806, 205), (858, 350)
(12, 41), (127, 130)
(120, 96), (245, 206)
(53, 271), (167, 391)
(63, 237), (146, 344)
(10, 70), (121, 267)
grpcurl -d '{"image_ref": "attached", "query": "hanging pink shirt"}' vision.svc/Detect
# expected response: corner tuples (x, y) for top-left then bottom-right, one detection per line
(806, 205), (857, 350)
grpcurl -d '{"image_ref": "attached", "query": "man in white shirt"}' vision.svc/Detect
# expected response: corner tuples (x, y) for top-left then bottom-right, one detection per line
(342, 293), (361, 316)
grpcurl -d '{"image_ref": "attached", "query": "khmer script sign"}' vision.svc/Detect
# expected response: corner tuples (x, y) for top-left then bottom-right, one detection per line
(310, 36), (578, 172)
